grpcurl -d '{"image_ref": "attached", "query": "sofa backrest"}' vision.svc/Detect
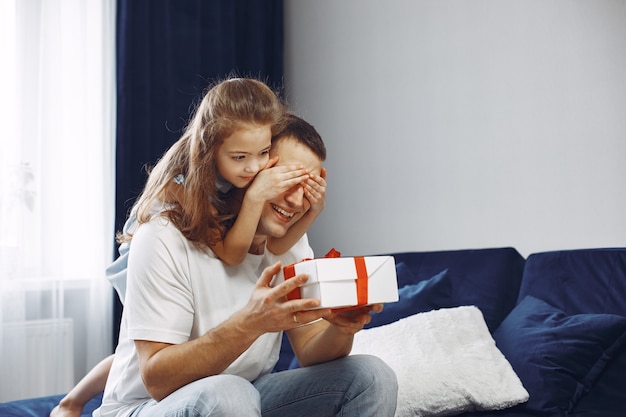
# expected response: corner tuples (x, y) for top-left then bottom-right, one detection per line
(391, 247), (526, 332)
(519, 248), (626, 315)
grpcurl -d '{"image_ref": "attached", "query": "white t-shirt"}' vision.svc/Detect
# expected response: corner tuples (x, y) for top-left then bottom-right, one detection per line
(95, 216), (313, 417)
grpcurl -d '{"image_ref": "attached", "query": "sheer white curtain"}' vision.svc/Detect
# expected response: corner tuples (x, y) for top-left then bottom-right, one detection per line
(0, 0), (116, 401)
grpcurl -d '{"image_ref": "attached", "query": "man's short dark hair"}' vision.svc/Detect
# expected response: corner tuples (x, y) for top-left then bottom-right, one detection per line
(272, 113), (326, 161)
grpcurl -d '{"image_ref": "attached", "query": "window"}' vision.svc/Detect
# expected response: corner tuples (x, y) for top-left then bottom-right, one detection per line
(0, 0), (116, 401)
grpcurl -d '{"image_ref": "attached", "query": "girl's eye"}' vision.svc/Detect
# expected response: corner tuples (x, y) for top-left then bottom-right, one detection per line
(260, 149), (270, 156)
(232, 155), (245, 161)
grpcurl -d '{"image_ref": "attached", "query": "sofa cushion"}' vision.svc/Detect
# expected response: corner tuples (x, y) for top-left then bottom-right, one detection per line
(518, 248), (626, 416)
(492, 295), (626, 415)
(351, 306), (529, 417)
(0, 393), (102, 417)
(570, 348), (626, 417)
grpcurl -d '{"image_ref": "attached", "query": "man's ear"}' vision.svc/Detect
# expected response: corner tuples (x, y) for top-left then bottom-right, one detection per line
(321, 167), (327, 179)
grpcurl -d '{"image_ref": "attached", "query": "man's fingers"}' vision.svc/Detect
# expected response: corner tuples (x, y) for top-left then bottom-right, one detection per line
(276, 273), (323, 310)
(291, 308), (330, 326)
(278, 273), (308, 297)
(259, 264), (308, 299)
(258, 261), (282, 287)
(256, 266), (322, 319)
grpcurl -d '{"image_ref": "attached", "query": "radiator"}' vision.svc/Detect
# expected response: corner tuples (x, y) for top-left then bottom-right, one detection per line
(0, 319), (75, 402)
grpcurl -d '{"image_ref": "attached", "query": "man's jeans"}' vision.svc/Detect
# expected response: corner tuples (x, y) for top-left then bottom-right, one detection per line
(129, 354), (398, 417)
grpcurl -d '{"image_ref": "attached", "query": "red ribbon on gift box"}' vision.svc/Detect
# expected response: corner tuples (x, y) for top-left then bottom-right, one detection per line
(284, 248), (369, 307)
(354, 256), (368, 306)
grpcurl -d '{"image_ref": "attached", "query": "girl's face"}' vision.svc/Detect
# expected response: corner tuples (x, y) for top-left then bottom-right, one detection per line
(216, 124), (272, 189)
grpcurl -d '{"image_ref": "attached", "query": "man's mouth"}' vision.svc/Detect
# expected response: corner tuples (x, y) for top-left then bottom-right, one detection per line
(271, 203), (295, 220)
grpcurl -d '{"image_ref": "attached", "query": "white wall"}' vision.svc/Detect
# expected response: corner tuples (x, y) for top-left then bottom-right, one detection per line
(283, 0), (626, 258)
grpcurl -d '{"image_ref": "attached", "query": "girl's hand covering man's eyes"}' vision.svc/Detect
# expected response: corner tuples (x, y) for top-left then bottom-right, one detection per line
(304, 173), (326, 214)
(246, 165), (309, 203)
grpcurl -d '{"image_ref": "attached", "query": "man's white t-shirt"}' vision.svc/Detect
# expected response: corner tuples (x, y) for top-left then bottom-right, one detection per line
(95, 216), (313, 417)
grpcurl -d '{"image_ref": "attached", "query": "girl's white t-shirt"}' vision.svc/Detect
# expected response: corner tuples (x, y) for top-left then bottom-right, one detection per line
(95, 216), (313, 417)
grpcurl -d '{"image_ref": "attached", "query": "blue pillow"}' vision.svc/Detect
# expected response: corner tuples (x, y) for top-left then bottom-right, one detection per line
(365, 265), (450, 329)
(492, 295), (626, 415)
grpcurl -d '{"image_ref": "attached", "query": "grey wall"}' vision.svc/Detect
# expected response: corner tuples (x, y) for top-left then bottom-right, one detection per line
(283, 0), (626, 257)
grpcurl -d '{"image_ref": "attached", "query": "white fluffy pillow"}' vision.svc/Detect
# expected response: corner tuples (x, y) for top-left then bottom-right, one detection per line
(351, 306), (529, 417)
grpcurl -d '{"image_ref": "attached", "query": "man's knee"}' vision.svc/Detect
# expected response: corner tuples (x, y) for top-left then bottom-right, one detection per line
(167, 374), (261, 416)
(344, 354), (398, 414)
(350, 354), (398, 393)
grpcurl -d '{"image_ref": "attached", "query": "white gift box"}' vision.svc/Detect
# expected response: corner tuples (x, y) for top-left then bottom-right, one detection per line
(282, 255), (399, 309)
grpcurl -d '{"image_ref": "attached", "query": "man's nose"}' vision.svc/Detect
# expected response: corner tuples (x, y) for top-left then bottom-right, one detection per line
(284, 185), (304, 208)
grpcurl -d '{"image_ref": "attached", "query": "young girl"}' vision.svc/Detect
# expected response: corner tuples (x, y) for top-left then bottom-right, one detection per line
(50, 79), (328, 417)
(125, 77), (317, 265)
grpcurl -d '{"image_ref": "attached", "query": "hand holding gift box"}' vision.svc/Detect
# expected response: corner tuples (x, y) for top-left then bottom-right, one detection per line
(281, 250), (399, 309)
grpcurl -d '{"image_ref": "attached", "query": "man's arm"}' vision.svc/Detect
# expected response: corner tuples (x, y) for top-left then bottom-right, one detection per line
(135, 312), (259, 401)
(135, 263), (330, 401)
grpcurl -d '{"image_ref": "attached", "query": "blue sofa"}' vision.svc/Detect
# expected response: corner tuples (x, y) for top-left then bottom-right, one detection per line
(2, 247), (625, 417)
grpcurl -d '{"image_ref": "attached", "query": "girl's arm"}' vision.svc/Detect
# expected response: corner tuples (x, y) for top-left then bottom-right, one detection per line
(211, 189), (265, 264)
(212, 164), (309, 265)
(50, 354), (114, 417)
(268, 170), (326, 255)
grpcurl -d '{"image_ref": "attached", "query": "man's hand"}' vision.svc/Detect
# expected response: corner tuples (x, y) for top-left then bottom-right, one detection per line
(286, 303), (385, 367)
(323, 304), (384, 336)
(241, 262), (331, 336)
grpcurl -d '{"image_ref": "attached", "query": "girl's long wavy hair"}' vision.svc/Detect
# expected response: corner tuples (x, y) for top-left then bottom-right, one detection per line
(120, 77), (285, 248)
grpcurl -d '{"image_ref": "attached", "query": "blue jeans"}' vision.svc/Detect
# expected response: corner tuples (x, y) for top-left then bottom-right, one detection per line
(129, 355), (397, 417)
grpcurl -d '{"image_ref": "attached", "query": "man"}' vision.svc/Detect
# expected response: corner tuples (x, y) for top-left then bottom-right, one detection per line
(94, 114), (398, 417)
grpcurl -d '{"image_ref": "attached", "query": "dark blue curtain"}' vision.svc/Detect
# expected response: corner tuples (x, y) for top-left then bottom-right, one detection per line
(113, 0), (284, 346)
